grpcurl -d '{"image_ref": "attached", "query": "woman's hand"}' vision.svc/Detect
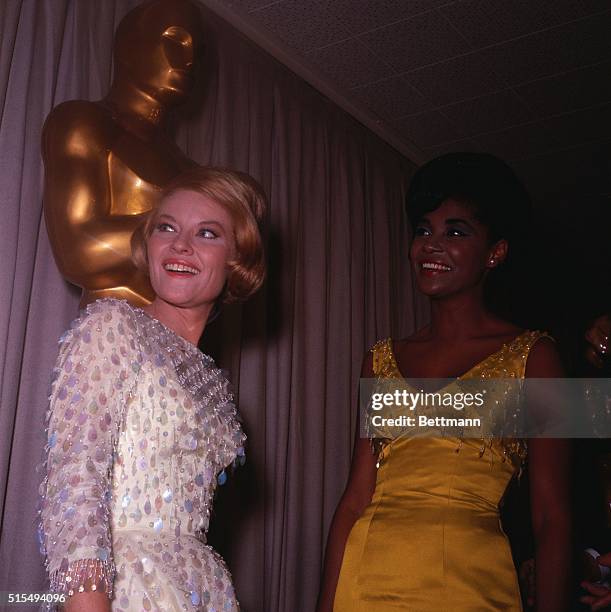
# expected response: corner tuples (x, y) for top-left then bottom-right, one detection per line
(63, 590), (111, 612)
(519, 558), (535, 609)
(581, 552), (611, 610)
(581, 582), (611, 611)
(585, 314), (610, 369)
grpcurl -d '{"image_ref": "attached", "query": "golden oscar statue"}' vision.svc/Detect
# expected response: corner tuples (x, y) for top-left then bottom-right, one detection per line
(42, 0), (203, 307)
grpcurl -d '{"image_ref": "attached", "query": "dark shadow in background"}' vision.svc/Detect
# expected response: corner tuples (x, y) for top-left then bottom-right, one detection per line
(501, 149), (611, 609)
(198, 227), (283, 594)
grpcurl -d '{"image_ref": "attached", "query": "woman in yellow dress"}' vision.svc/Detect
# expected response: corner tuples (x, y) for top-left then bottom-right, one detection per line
(318, 153), (571, 611)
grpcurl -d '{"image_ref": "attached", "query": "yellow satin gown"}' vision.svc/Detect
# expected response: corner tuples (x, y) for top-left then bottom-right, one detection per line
(334, 331), (548, 611)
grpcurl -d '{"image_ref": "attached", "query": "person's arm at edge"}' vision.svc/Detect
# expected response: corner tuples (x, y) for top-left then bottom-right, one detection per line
(63, 589), (110, 612)
(585, 314), (610, 369)
(527, 338), (572, 612)
(40, 306), (138, 612)
(317, 353), (378, 612)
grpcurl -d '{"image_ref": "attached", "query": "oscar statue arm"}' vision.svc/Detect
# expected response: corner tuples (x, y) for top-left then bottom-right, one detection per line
(42, 101), (151, 294)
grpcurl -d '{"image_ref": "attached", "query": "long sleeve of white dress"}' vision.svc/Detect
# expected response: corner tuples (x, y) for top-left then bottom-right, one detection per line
(39, 303), (139, 599)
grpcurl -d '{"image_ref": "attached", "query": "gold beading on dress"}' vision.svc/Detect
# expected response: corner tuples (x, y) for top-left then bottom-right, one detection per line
(367, 331), (551, 467)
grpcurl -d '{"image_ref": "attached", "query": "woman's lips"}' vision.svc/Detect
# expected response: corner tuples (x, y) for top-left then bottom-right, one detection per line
(420, 261), (452, 275)
(163, 261), (200, 275)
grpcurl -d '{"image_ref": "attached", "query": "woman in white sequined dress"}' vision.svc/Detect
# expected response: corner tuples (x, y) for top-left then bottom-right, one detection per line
(39, 167), (266, 611)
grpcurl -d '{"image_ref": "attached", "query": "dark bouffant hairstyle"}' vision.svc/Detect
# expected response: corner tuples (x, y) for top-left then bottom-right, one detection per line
(406, 152), (535, 323)
(406, 152), (532, 245)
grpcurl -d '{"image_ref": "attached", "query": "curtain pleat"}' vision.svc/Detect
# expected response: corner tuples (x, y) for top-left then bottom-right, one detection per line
(0, 1), (425, 610)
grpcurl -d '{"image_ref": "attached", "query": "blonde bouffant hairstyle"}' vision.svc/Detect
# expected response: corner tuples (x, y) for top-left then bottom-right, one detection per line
(131, 166), (266, 303)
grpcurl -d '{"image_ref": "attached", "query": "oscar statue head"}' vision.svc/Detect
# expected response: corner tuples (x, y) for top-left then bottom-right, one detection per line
(113, 0), (204, 107)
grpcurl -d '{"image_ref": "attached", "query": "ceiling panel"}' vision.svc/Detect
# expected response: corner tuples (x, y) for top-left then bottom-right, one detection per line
(483, 11), (611, 86)
(543, 103), (611, 147)
(393, 110), (466, 148)
(350, 76), (429, 120)
(305, 38), (395, 89)
(203, 0), (611, 189)
(329, 0), (449, 36)
(440, 0), (561, 49)
(422, 139), (480, 160)
(546, 0), (611, 22)
(440, 90), (535, 136)
(403, 52), (507, 108)
(513, 140), (611, 202)
(247, 0), (352, 54)
(515, 61), (611, 118)
(473, 123), (560, 160)
(358, 10), (470, 73)
(226, 0), (282, 11)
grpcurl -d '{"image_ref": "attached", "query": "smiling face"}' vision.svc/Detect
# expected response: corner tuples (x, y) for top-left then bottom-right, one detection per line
(146, 190), (235, 312)
(409, 198), (507, 298)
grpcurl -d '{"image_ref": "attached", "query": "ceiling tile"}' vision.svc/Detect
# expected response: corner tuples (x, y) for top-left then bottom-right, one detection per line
(422, 139), (480, 160)
(226, 0), (284, 11)
(358, 10), (470, 73)
(350, 76), (429, 120)
(440, 0), (561, 49)
(545, 0), (611, 22)
(513, 142), (611, 201)
(330, 0), (449, 36)
(440, 90), (535, 136)
(248, 0), (352, 54)
(515, 61), (611, 117)
(473, 123), (560, 160)
(212, 0), (611, 173)
(543, 103), (611, 147)
(305, 39), (395, 89)
(482, 11), (611, 86)
(404, 52), (507, 107)
(393, 110), (466, 148)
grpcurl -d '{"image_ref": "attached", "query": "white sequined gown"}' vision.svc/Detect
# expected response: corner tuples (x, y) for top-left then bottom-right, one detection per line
(39, 299), (245, 611)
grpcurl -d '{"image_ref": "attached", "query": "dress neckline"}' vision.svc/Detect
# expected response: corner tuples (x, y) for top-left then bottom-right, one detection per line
(91, 298), (208, 362)
(387, 330), (531, 382)
(135, 303), (200, 353)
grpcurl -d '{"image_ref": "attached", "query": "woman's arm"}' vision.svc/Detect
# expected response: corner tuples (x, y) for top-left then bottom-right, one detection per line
(39, 303), (137, 610)
(63, 589), (111, 612)
(317, 353), (378, 612)
(526, 338), (572, 612)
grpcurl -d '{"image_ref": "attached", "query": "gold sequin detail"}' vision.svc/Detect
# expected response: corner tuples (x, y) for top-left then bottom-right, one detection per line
(369, 331), (551, 469)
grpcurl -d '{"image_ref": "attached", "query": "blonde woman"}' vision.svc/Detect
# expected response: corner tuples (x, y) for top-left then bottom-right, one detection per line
(39, 167), (265, 611)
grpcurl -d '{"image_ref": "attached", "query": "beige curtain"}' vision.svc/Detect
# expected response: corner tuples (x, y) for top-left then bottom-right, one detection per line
(0, 1), (427, 610)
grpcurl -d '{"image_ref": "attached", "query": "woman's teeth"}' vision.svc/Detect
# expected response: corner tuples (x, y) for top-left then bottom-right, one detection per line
(164, 263), (199, 274)
(421, 262), (451, 271)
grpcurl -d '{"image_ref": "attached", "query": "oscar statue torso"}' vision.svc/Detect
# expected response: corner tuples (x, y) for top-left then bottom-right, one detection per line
(42, 0), (202, 307)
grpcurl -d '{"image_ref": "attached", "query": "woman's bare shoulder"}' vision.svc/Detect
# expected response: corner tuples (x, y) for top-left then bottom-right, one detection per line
(525, 335), (564, 377)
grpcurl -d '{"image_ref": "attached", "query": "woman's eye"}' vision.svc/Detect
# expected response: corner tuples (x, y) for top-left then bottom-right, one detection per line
(414, 226), (430, 236)
(447, 228), (467, 237)
(198, 228), (217, 239)
(157, 222), (175, 232)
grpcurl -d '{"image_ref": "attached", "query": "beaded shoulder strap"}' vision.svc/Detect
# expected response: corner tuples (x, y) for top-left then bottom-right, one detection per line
(488, 330), (553, 471)
(512, 330), (553, 379)
(371, 338), (401, 379)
